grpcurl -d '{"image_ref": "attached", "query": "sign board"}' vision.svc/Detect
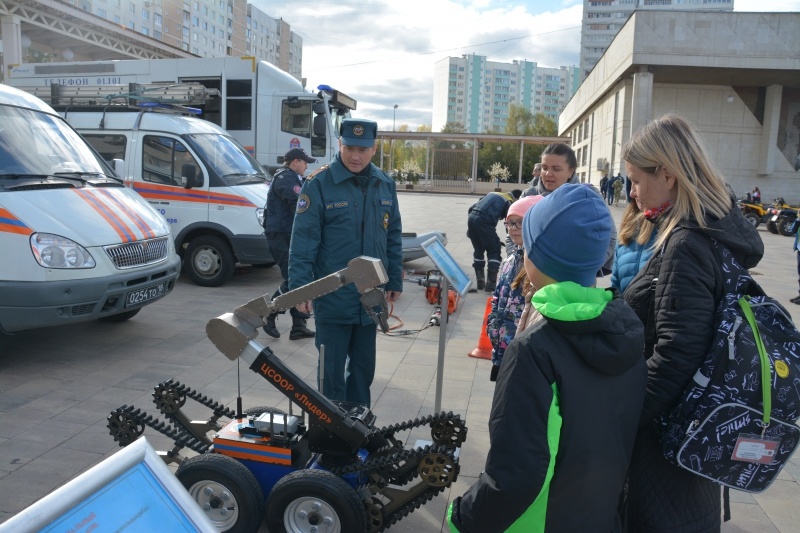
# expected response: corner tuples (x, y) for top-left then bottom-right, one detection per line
(421, 236), (471, 298)
(0, 438), (215, 533)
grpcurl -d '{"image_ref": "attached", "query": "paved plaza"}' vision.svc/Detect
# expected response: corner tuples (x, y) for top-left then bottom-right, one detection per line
(0, 192), (799, 532)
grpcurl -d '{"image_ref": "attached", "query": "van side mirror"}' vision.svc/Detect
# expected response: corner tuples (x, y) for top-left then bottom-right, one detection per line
(312, 100), (327, 115)
(113, 158), (125, 177)
(313, 115), (327, 138)
(181, 163), (202, 189)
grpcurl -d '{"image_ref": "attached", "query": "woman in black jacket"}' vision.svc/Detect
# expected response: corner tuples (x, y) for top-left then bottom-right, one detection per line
(621, 115), (764, 532)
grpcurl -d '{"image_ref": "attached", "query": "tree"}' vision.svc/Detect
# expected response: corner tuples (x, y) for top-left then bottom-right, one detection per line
(475, 105), (559, 182)
(440, 121), (466, 134)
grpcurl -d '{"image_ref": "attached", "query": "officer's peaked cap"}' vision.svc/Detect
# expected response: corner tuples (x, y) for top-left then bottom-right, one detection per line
(340, 119), (377, 147)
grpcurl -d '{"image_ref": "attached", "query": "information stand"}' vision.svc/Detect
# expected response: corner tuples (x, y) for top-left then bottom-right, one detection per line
(0, 438), (216, 533)
(421, 236), (472, 412)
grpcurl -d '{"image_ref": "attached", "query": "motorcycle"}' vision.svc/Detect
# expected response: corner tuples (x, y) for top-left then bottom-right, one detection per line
(765, 198), (793, 234)
(770, 207), (798, 237)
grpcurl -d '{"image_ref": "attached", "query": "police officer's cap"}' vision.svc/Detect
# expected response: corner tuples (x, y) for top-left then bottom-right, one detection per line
(340, 119), (377, 147)
(284, 148), (316, 163)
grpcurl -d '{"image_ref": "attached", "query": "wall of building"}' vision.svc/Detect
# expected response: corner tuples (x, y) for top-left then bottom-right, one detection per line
(564, 11), (800, 202)
(564, 81), (799, 200)
(579, 0), (733, 80)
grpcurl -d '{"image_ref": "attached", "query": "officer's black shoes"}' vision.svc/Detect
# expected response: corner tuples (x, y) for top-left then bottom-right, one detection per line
(263, 315), (280, 338)
(791, 295), (800, 305)
(289, 326), (315, 340)
(474, 269), (485, 291)
(289, 317), (315, 340)
(484, 270), (498, 293)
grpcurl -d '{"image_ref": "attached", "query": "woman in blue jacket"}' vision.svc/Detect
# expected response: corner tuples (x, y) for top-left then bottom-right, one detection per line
(611, 200), (657, 294)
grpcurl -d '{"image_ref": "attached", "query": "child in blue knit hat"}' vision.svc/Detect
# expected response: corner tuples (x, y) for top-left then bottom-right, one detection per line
(449, 183), (647, 533)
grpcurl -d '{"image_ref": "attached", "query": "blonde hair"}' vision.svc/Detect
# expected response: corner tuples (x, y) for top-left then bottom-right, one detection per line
(618, 201), (655, 247)
(511, 261), (529, 292)
(621, 114), (732, 249)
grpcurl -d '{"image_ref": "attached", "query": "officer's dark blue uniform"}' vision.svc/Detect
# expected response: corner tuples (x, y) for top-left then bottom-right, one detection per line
(289, 119), (403, 406)
(263, 148), (317, 340)
(467, 190), (520, 292)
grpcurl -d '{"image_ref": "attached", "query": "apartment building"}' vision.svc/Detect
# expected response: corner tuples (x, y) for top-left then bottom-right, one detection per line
(432, 54), (580, 133)
(580, 0), (733, 80)
(2, 0), (303, 80)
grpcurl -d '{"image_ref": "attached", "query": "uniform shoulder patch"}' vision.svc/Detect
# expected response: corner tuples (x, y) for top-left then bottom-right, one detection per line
(305, 164), (329, 181)
(297, 194), (311, 214)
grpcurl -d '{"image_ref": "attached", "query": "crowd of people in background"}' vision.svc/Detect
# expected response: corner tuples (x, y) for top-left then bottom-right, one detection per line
(600, 172), (628, 206)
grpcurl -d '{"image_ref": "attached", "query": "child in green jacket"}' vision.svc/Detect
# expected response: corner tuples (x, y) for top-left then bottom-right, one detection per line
(448, 183), (646, 532)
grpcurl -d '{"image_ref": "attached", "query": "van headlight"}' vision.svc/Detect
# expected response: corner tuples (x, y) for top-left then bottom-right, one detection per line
(256, 207), (265, 227)
(30, 233), (96, 269)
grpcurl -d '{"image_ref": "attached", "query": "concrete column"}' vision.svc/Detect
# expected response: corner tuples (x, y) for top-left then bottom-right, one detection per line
(0, 15), (24, 71)
(758, 84), (782, 176)
(630, 66), (654, 136)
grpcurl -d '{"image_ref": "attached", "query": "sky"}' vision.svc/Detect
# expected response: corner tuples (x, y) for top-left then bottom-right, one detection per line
(252, 0), (800, 131)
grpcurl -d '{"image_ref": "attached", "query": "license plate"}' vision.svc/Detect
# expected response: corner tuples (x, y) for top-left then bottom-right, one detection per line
(125, 282), (165, 307)
(772, 215), (779, 222)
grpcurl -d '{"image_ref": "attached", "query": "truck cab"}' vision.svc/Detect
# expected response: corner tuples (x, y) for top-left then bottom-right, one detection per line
(63, 105), (274, 287)
(0, 84), (181, 334)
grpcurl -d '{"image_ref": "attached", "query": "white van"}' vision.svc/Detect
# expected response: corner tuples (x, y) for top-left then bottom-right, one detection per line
(62, 106), (273, 287)
(0, 84), (181, 334)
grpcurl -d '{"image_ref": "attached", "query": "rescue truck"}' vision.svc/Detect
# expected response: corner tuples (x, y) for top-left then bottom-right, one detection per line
(0, 84), (181, 334)
(7, 56), (357, 173)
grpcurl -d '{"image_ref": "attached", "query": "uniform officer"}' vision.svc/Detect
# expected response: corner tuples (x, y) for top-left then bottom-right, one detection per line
(263, 147), (317, 340)
(289, 119), (403, 406)
(468, 190), (521, 292)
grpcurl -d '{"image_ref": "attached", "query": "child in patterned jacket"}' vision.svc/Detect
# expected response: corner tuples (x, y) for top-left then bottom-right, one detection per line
(486, 195), (543, 381)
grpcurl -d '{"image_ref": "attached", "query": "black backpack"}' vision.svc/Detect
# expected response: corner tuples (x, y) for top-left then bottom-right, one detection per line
(655, 237), (800, 502)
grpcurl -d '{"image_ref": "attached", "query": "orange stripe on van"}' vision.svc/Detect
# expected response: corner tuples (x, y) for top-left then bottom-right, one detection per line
(96, 189), (157, 239)
(72, 189), (136, 242)
(133, 182), (255, 207)
(0, 208), (32, 236)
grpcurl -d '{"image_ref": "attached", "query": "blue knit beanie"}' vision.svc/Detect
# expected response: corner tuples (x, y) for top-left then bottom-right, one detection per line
(522, 183), (612, 287)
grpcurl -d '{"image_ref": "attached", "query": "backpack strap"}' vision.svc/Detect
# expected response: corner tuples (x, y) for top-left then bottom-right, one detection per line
(739, 295), (773, 430)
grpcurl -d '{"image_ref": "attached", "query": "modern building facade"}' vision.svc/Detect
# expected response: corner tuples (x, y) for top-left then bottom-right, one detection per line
(0, 0), (302, 81)
(432, 54), (580, 133)
(560, 10), (800, 201)
(579, 0), (733, 80)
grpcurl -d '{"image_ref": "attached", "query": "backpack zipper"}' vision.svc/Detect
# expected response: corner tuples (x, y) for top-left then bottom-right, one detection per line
(728, 315), (742, 360)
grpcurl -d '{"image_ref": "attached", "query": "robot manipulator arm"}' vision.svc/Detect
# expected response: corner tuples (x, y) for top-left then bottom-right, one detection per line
(206, 256), (389, 363)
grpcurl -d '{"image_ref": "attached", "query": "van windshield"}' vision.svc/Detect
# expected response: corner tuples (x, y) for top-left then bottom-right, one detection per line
(184, 133), (269, 186)
(0, 105), (109, 177)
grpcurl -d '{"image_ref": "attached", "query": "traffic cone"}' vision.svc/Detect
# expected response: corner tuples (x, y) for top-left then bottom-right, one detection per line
(469, 296), (493, 360)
